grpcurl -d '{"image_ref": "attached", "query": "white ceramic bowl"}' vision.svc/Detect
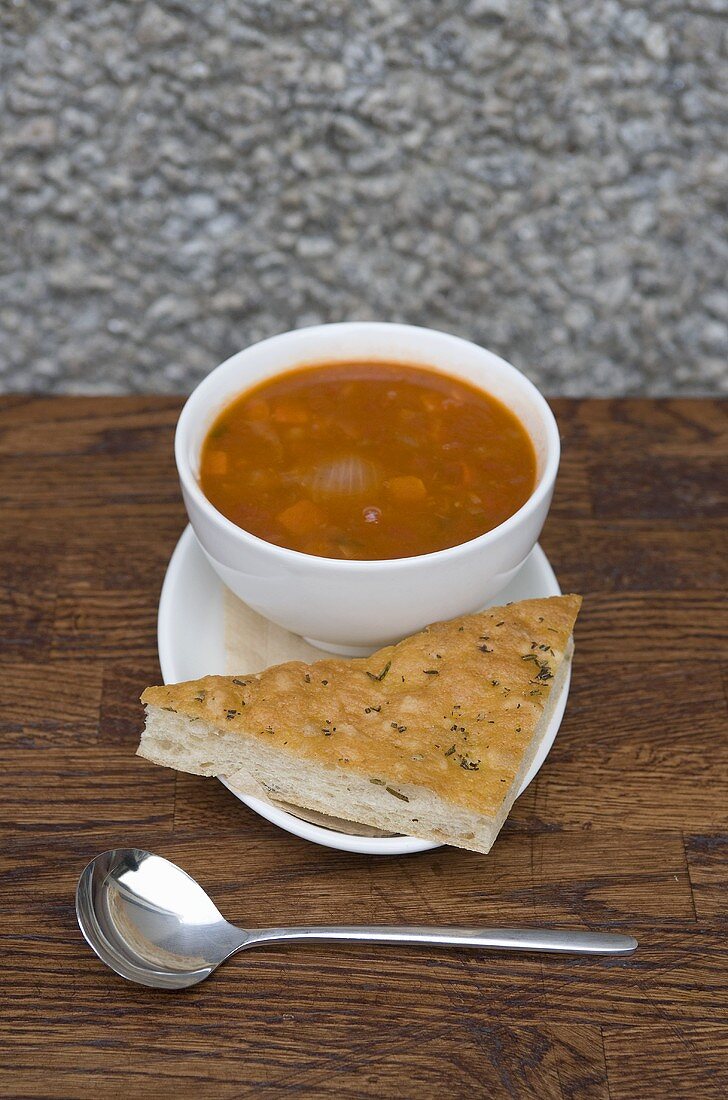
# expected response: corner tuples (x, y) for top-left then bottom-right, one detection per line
(175, 322), (560, 654)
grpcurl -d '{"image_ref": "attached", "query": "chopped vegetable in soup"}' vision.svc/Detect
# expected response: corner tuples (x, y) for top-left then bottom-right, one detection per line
(200, 362), (537, 560)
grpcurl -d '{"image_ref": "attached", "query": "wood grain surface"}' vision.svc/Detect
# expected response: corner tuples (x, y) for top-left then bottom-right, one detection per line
(1, 396), (726, 1099)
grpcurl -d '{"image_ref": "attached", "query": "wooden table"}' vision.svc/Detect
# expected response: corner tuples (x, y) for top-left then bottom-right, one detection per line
(1, 397), (726, 1099)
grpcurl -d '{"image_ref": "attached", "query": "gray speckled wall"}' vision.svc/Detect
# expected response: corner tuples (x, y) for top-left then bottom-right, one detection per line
(2, 1), (726, 395)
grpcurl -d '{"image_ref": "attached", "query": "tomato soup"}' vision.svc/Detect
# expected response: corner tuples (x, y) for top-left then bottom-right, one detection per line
(199, 362), (537, 560)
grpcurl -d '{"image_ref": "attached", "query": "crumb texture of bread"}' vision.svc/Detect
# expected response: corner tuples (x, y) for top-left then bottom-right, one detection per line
(138, 595), (580, 852)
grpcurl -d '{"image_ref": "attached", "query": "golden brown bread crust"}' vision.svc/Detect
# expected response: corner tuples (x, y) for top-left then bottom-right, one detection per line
(142, 595), (581, 817)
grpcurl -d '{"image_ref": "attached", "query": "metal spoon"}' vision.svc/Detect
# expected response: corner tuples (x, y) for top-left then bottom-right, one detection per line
(76, 849), (638, 989)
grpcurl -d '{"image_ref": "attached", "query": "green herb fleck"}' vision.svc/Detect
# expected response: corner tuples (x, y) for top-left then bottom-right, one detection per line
(521, 653), (553, 680)
(446, 747), (481, 770)
(386, 786), (410, 802)
(366, 660), (391, 682)
(423, 669), (439, 676)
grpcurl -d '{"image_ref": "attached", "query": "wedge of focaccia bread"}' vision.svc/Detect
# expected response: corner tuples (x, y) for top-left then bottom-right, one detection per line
(138, 595), (581, 853)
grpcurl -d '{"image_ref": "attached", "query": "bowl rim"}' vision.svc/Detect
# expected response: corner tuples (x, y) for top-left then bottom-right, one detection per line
(175, 321), (561, 571)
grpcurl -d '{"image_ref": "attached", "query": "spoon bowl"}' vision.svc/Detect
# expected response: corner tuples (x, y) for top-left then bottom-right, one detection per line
(76, 849), (638, 990)
(76, 848), (246, 989)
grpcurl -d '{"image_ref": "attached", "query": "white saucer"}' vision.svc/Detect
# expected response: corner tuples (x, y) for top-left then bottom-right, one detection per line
(157, 526), (570, 855)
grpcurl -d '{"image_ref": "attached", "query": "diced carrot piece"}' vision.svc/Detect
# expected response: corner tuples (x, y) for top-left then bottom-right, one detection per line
(272, 402), (309, 425)
(302, 538), (340, 559)
(460, 461), (473, 486)
(246, 469), (275, 490)
(336, 540), (366, 560)
(205, 451), (228, 475)
(384, 475), (427, 502)
(276, 498), (325, 537)
(244, 398), (270, 421)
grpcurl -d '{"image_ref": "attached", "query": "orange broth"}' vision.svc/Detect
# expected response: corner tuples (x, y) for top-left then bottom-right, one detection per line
(199, 362), (537, 560)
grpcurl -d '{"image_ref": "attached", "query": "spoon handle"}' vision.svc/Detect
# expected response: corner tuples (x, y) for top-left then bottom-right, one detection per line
(244, 926), (637, 955)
